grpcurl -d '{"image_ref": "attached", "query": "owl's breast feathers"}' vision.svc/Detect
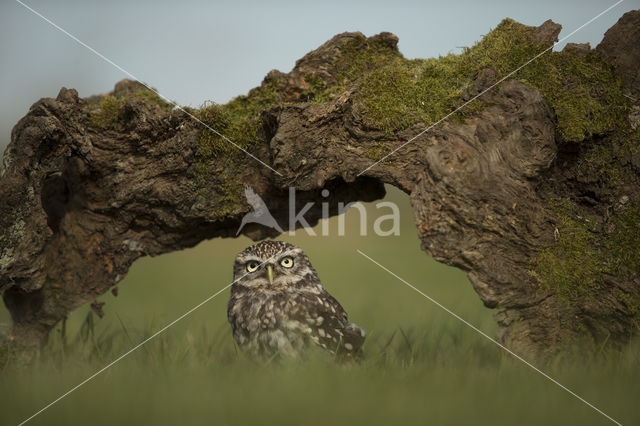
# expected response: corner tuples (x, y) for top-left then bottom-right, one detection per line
(227, 286), (365, 359)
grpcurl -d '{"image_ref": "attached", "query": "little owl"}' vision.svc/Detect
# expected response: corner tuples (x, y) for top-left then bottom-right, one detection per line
(227, 240), (365, 359)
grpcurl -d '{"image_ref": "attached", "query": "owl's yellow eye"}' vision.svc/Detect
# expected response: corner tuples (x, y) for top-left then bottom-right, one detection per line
(246, 261), (260, 272)
(280, 257), (294, 268)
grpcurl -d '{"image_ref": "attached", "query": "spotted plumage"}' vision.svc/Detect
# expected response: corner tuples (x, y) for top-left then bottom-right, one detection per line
(227, 241), (365, 359)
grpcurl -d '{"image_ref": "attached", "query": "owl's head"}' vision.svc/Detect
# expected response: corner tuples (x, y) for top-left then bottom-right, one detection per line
(232, 241), (319, 290)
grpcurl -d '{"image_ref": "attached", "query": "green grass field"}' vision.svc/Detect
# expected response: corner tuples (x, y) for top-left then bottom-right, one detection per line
(1, 186), (638, 425)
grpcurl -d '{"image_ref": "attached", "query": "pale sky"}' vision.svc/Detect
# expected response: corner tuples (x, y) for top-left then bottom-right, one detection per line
(1, 0), (638, 152)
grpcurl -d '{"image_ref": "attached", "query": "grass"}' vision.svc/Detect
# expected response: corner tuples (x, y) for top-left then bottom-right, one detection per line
(1, 186), (639, 425)
(5, 320), (640, 426)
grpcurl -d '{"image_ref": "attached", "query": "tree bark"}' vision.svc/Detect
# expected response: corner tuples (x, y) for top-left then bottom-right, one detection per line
(1, 12), (639, 365)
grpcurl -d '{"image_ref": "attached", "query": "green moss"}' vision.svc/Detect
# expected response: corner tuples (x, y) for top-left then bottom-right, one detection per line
(367, 142), (390, 161)
(196, 103), (240, 158)
(303, 19), (628, 139)
(616, 289), (640, 321)
(456, 19), (626, 143)
(89, 86), (172, 130)
(196, 20), (630, 157)
(196, 35), (396, 155)
(460, 20), (626, 142)
(334, 35), (401, 82)
(532, 199), (640, 304)
(530, 52), (626, 142)
(307, 35), (400, 105)
(305, 29), (483, 132)
(606, 204), (640, 279)
(193, 89), (269, 212)
(302, 74), (330, 103)
(197, 80), (279, 159)
(216, 177), (245, 215)
(193, 160), (245, 217)
(530, 200), (604, 300)
(132, 87), (172, 111)
(579, 128), (640, 191)
(356, 55), (486, 133)
(90, 95), (125, 130)
(191, 22), (634, 222)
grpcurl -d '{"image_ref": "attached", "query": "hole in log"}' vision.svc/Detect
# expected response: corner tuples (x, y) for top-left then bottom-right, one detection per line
(41, 172), (70, 233)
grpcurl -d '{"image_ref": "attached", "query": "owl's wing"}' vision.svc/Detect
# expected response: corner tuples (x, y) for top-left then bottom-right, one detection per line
(227, 291), (251, 346)
(289, 290), (366, 356)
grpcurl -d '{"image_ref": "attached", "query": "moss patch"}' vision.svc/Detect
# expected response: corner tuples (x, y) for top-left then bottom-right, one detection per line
(606, 204), (640, 279)
(526, 50), (627, 142)
(132, 87), (173, 111)
(195, 20), (630, 154)
(302, 74), (330, 103)
(196, 102), (258, 158)
(532, 199), (640, 303)
(90, 95), (125, 130)
(303, 19), (628, 139)
(459, 19), (627, 142)
(192, 81), (280, 210)
(90, 85), (172, 130)
(303, 35), (400, 105)
(190, 22), (636, 228)
(579, 128), (640, 192)
(193, 160), (245, 217)
(197, 80), (279, 159)
(193, 84), (279, 211)
(216, 175), (245, 215)
(530, 200), (604, 300)
(366, 142), (391, 161)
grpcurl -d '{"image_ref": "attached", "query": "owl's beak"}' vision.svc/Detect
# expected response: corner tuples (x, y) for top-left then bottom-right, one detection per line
(266, 264), (274, 285)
